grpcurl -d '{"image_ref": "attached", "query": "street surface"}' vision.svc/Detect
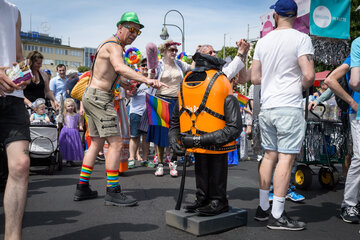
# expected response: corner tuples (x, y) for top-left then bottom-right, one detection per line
(0, 157), (358, 240)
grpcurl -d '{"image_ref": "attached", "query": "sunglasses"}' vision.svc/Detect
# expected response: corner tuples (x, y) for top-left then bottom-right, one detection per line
(123, 25), (141, 36)
(208, 50), (216, 55)
(168, 48), (178, 53)
(140, 64), (147, 67)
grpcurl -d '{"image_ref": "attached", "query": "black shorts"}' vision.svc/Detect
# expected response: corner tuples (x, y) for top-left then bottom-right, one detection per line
(0, 96), (31, 146)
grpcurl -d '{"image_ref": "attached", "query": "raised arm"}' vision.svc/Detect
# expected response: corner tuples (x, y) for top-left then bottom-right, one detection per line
(108, 44), (167, 89)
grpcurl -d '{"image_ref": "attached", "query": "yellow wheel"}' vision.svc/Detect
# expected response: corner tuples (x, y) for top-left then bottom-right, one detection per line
(295, 164), (312, 189)
(319, 166), (339, 189)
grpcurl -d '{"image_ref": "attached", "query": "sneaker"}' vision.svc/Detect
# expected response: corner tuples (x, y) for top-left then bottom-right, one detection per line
(286, 191), (305, 202)
(104, 185), (138, 207)
(169, 161), (178, 177)
(155, 164), (164, 176)
(267, 211), (306, 230)
(254, 205), (270, 221)
(128, 159), (135, 169)
(140, 160), (148, 167)
(147, 161), (156, 168)
(190, 154), (195, 164)
(73, 183), (98, 201)
(179, 156), (185, 164)
(153, 155), (158, 165)
(165, 154), (171, 164)
(96, 154), (106, 161)
(340, 206), (359, 223)
(269, 192), (274, 202)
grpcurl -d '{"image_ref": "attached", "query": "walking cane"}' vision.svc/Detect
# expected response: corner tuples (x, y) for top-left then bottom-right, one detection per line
(175, 151), (189, 210)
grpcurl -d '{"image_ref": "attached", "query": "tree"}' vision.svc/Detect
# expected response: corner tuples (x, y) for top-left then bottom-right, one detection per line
(216, 46), (238, 60)
(78, 66), (90, 73)
(350, 0), (360, 41)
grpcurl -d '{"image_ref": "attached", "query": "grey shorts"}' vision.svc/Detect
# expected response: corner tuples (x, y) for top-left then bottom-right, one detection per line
(82, 87), (120, 138)
(259, 107), (306, 154)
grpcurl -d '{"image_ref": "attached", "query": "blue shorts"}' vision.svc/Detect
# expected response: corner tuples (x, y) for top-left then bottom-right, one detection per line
(259, 107), (306, 154)
(130, 113), (143, 138)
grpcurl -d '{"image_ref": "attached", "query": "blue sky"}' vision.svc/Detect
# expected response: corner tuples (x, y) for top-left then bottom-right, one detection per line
(11, 0), (273, 55)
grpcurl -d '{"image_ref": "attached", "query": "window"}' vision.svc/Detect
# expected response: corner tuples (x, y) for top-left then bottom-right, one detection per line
(70, 61), (80, 67)
(55, 60), (68, 65)
(43, 59), (54, 65)
(55, 48), (68, 55)
(40, 47), (53, 54)
(70, 50), (82, 57)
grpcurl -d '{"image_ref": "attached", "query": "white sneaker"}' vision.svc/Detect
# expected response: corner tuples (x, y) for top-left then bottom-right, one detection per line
(169, 161), (178, 177)
(155, 164), (164, 176)
(153, 155), (158, 165)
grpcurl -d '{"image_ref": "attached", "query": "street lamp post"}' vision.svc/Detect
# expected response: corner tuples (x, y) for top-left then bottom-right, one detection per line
(160, 9), (185, 52)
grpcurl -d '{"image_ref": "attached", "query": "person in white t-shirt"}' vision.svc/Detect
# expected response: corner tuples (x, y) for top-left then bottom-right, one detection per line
(251, 0), (314, 231)
(128, 58), (153, 168)
(0, 1), (32, 239)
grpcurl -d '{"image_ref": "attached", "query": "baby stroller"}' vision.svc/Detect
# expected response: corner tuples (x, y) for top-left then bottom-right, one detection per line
(28, 100), (62, 175)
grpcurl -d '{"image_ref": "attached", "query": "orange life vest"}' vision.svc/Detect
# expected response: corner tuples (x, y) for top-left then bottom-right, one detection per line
(178, 69), (237, 154)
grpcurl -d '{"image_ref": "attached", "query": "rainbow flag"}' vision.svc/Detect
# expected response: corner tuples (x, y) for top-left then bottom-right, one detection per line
(234, 91), (249, 106)
(146, 93), (171, 128)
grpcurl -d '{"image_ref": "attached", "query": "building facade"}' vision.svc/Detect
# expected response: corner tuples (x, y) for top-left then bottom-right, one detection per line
(21, 31), (84, 77)
(83, 47), (96, 68)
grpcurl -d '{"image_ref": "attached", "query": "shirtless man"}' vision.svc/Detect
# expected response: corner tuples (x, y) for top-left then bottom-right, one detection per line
(73, 12), (167, 207)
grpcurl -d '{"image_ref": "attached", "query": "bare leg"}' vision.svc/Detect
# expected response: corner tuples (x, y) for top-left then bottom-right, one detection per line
(128, 137), (139, 161)
(273, 153), (296, 197)
(156, 145), (164, 163)
(141, 134), (150, 161)
(135, 138), (142, 161)
(82, 137), (105, 168)
(259, 150), (278, 190)
(342, 154), (351, 177)
(4, 140), (30, 240)
(105, 135), (123, 170)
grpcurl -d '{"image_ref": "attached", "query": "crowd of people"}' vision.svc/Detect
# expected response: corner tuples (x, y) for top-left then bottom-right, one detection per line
(0, 0), (360, 238)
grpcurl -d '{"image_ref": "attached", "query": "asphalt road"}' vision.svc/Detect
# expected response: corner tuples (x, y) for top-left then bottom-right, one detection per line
(0, 158), (358, 240)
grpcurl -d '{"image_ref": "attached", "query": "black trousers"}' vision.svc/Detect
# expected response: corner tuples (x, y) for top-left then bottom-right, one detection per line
(194, 153), (228, 204)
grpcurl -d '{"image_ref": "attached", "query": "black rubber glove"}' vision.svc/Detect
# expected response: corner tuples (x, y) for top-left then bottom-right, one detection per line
(170, 139), (186, 156)
(181, 133), (194, 148)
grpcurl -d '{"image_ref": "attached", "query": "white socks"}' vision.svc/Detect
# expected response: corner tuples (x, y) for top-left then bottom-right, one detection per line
(259, 189), (270, 211)
(272, 195), (285, 219)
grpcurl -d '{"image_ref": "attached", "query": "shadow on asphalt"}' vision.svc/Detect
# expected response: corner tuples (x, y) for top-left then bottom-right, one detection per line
(48, 223), (159, 240)
(0, 210), (82, 234)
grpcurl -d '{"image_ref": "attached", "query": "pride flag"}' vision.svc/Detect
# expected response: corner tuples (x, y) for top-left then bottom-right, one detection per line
(146, 93), (171, 128)
(234, 91), (249, 106)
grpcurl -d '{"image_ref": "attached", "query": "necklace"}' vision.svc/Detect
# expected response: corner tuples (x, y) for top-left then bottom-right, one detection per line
(113, 34), (125, 52)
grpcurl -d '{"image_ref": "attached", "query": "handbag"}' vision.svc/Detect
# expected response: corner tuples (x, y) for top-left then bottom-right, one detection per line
(71, 71), (90, 101)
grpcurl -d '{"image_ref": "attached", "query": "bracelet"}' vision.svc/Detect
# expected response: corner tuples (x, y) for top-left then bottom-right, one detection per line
(236, 52), (246, 62)
(193, 136), (201, 147)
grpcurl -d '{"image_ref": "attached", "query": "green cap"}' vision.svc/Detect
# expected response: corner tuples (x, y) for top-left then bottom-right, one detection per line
(116, 12), (144, 29)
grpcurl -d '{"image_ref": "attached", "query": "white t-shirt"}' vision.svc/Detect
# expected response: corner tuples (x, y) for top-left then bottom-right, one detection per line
(0, 0), (23, 98)
(129, 83), (154, 116)
(253, 28), (314, 109)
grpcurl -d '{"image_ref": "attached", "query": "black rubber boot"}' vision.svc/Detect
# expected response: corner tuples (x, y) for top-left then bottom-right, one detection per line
(73, 183), (98, 201)
(104, 185), (138, 207)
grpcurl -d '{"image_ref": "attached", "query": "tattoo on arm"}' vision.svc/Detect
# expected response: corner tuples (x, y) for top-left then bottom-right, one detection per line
(306, 55), (313, 62)
(23, 149), (29, 156)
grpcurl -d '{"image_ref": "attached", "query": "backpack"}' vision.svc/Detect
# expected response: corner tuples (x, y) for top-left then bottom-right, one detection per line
(335, 75), (353, 113)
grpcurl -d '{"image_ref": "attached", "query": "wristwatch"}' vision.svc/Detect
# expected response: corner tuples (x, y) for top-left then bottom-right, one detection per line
(236, 52), (246, 62)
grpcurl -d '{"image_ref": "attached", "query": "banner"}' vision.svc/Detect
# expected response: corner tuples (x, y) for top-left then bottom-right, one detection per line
(310, 0), (350, 39)
(260, 12), (275, 38)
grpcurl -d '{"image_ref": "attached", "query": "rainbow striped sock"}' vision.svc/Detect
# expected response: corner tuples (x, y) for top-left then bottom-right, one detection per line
(79, 164), (93, 184)
(106, 169), (119, 188)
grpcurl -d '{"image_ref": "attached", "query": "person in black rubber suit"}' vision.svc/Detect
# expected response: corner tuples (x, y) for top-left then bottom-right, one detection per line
(169, 52), (242, 216)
